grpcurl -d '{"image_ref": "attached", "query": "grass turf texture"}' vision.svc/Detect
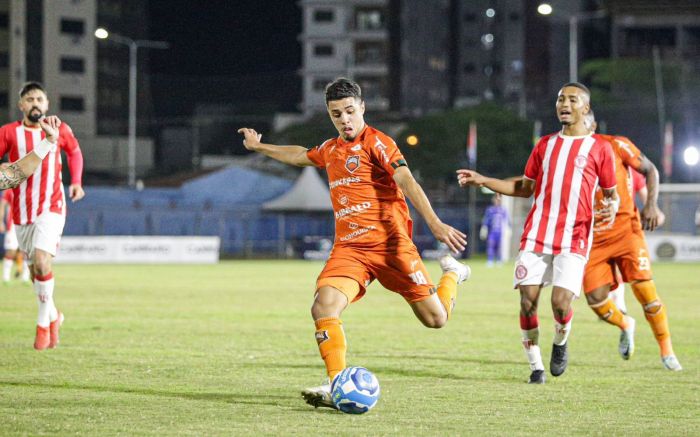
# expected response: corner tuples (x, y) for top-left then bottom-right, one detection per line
(0, 261), (698, 436)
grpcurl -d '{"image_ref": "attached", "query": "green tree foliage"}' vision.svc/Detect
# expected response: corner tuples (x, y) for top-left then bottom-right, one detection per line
(398, 103), (533, 182)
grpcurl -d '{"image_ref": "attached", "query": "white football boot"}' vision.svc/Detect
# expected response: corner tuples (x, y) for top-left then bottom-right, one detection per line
(301, 380), (336, 409)
(618, 316), (636, 360)
(439, 255), (471, 284)
(661, 355), (683, 371)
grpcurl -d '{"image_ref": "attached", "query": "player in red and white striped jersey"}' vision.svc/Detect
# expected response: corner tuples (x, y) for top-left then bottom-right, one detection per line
(457, 83), (619, 384)
(0, 82), (85, 350)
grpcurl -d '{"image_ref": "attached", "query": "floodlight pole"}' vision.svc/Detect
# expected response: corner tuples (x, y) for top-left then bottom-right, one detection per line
(568, 10), (607, 83)
(97, 32), (169, 187)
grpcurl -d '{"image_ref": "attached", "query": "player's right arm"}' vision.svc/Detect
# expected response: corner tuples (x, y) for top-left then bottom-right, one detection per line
(237, 127), (313, 167)
(457, 169), (535, 198)
(0, 116), (59, 189)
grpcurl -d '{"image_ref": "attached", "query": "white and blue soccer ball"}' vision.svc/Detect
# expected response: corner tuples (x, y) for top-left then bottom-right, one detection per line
(331, 366), (380, 414)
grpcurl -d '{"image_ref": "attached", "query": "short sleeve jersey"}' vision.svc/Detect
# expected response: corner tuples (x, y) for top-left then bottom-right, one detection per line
(592, 134), (644, 242)
(520, 132), (617, 256)
(306, 125), (413, 248)
(0, 121), (82, 224)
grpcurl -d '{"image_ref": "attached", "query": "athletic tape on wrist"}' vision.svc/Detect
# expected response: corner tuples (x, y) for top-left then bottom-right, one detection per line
(33, 138), (55, 159)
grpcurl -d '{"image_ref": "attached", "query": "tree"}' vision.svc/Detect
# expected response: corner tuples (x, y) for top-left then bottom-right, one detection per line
(397, 103), (533, 184)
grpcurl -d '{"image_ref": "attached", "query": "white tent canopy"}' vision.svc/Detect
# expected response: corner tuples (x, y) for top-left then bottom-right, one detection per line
(262, 166), (332, 212)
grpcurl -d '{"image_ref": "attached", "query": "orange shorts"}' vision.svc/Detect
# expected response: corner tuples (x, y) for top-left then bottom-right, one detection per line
(316, 243), (436, 303)
(583, 228), (652, 293)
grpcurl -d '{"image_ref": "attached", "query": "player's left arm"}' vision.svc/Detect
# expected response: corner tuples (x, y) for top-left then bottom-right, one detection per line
(634, 155), (662, 231)
(619, 136), (662, 231)
(393, 166), (466, 254)
(60, 123), (85, 202)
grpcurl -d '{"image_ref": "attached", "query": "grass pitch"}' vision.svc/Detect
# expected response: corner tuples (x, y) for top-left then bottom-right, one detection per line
(0, 260), (698, 436)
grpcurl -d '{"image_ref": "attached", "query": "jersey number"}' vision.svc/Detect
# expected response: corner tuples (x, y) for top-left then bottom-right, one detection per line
(409, 271), (428, 285)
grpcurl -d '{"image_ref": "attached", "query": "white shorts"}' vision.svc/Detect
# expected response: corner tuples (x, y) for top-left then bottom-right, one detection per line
(3, 226), (19, 251)
(16, 212), (65, 263)
(513, 251), (587, 297)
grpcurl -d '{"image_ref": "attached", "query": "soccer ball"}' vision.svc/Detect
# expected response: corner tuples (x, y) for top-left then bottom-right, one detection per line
(331, 366), (380, 414)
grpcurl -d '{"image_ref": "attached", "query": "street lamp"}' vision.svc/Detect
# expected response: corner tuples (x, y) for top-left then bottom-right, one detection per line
(537, 5), (606, 82)
(684, 146), (699, 167)
(94, 27), (169, 188)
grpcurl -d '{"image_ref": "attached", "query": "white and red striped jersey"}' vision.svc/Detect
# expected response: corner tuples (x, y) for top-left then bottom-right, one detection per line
(0, 121), (83, 225)
(520, 132), (616, 256)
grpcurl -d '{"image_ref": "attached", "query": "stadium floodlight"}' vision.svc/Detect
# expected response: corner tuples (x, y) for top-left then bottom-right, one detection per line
(684, 146), (699, 166)
(536, 5), (606, 82)
(537, 3), (553, 15)
(94, 28), (169, 188)
(94, 28), (109, 39)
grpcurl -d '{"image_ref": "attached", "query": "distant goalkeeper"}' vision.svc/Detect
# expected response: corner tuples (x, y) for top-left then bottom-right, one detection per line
(480, 193), (509, 267)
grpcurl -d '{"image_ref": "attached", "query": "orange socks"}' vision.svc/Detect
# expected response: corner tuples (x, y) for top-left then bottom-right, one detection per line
(436, 272), (458, 319)
(631, 280), (673, 356)
(314, 317), (346, 380)
(590, 298), (628, 330)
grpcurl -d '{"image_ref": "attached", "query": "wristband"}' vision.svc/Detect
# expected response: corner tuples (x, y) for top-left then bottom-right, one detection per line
(32, 138), (56, 159)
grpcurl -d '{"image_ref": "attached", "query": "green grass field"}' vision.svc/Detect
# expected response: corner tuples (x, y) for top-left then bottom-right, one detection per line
(0, 260), (698, 436)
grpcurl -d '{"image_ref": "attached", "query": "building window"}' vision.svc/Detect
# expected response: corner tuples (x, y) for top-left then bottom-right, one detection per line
(314, 44), (334, 57)
(60, 96), (85, 111)
(355, 8), (385, 31)
(0, 92), (8, 107)
(0, 52), (8, 68)
(313, 10), (334, 22)
(355, 41), (386, 65)
(0, 12), (8, 28)
(60, 57), (85, 73)
(355, 76), (387, 100)
(313, 78), (331, 91)
(60, 19), (85, 35)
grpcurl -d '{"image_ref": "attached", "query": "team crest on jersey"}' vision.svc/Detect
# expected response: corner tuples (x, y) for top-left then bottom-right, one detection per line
(574, 155), (588, 169)
(339, 195), (349, 205)
(345, 155), (361, 173)
(515, 264), (528, 280)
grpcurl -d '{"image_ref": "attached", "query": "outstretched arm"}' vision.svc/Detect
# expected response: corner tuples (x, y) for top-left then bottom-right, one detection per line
(0, 116), (59, 189)
(393, 166), (467, 253)
(238, 127), (313, 167)
(457, 169), (535, 198)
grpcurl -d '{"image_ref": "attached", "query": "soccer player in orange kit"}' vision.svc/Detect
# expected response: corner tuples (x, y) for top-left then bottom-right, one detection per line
(238, 78), (471, 409)
(583, 110), (681, 371)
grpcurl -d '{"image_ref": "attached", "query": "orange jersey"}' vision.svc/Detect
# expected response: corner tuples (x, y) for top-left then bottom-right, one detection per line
(306, 125), (412, 249)
(592, 134), (644, 242)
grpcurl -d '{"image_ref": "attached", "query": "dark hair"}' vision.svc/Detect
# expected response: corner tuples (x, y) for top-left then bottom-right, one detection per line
(19, 81), (46, 98)
(324, 78), (362, 104)
(560, 82), (590, 97)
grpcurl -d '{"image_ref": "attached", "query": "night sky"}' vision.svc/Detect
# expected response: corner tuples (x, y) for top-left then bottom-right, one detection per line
(146, 0), (302, 115)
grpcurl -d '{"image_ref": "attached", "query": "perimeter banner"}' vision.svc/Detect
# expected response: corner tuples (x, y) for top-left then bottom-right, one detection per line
(55, 236), (220, 264)
(645, 234), (700, 262)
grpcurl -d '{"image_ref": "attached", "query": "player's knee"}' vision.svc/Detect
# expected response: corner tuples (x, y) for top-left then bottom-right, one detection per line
(311, 289), (346, 319)
(520, 297), (537, 316)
